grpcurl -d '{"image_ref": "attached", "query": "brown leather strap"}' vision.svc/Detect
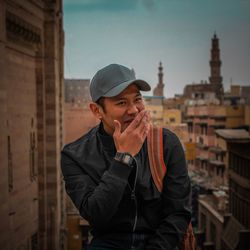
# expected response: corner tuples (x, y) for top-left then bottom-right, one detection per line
(147, 125), (166, 192)
(147, 125), (196, 250)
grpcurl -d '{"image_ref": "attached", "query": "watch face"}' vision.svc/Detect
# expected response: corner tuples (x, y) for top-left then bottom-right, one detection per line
(123, 154), (131, 164)
(114, 152), (133, 165)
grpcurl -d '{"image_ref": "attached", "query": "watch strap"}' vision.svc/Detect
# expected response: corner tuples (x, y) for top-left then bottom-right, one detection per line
(114, 152), (134, 166)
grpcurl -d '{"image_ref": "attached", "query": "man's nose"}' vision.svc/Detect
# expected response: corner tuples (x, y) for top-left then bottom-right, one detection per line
(127, 104), (139, 115)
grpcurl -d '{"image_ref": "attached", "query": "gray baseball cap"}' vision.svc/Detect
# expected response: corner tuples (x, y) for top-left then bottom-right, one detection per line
(90, 64), (151, 102)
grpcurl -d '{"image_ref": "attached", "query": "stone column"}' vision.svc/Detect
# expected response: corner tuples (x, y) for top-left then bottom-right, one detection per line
(42, 0), (66, 249)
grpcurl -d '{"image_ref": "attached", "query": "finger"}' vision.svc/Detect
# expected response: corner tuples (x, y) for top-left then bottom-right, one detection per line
(127, 110), (146, 131)
(146, 111), (151, 122)
(144, 123), (150, 137)
(134, 119), (148, 142)
(138, 116), (148, 134)
(113, 120), (121, 137)
(141, 124), (150, 141)
(136, 111), (151, 132)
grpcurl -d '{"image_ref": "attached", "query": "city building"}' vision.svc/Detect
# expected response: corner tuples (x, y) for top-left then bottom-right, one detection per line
(64, 104), (98, 144)
(183, 33), (224, 103)
(163, 108), (182, 126)
(153, 61), (164, 97)
(63, 79), (98, 250)
(144, 62), (166, 124)
(186, 86), (249, 188)
(195, 130), (249, 250)
(145, 62), (190, 157)
(196, 190), (228, 250)
(0, 0), (65, 249)
(181, 34), (250, 245)
(64, 79), (91, 108)
(219, 131), (250, 250)
(144, 102), (164, 125)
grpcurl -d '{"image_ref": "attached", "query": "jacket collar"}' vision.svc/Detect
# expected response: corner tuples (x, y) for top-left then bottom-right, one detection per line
(97, 122), (116, 156)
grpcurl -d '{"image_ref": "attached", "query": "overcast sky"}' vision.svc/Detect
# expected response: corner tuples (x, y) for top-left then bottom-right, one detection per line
(63, 0), (250, 98)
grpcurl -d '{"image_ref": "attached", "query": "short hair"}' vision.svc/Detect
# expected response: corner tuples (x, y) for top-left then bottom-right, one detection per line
(96, 97), (106, 112)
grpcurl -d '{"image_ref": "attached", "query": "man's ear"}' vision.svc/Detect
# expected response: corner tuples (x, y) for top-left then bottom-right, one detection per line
(89, 102), (103, 120)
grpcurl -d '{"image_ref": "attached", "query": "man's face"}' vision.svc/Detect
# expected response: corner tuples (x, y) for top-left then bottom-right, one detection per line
(99, 84), (145, 135)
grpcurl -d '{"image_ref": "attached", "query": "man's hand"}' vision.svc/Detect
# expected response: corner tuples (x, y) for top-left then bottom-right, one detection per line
(113, 110), (150, 157)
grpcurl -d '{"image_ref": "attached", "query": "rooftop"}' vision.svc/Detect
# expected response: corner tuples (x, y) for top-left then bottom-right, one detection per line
(215, 129), (250, 141)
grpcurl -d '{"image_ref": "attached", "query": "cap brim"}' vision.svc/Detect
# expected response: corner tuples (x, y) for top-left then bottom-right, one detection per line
(103, 79), (151, 98)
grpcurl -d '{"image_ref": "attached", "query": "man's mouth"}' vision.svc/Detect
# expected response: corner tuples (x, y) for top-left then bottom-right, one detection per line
(124, 119), (134, 124)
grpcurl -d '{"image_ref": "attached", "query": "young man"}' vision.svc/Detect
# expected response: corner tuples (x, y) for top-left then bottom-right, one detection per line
(61, 64), (191, 250)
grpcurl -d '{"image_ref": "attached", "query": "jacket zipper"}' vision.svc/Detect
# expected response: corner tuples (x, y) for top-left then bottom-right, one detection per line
(131, 190), (138, 232)
(131, 158), (138, 233)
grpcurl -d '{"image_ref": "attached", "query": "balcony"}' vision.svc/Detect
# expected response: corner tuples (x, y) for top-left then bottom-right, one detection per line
(209, 146), (226, 154)
(209, 160), (225, 167)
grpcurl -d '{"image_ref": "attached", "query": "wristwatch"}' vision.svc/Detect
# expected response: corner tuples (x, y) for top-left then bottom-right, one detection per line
(114, 152), (134, 166)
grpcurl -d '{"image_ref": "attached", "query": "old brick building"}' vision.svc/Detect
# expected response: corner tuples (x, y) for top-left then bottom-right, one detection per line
(0, 0), (65, 249)
(64, 79), (91, 107)
(63, 79), (99, 249)
(219, 132), (250, 250)
(153, 61), (164, 97)
(183, 33), (224, 103)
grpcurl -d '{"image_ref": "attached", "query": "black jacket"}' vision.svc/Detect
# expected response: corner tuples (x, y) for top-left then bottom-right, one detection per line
(61, 123), (191, 249)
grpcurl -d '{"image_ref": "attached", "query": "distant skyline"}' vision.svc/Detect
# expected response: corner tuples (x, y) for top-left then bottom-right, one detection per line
(64, 0), (250, 98)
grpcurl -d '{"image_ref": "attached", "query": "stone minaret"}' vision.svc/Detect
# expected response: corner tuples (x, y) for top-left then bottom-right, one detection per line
(209, 33), (223, 85)
(153, 62), (164, 96)
(209, 33), (224, 101)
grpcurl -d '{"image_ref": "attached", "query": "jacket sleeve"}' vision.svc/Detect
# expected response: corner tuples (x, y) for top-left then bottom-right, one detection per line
(145, 130), (191, 250)
(61, 150), (133, 229)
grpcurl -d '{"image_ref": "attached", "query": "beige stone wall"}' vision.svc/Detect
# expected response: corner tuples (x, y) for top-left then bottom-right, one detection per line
(145, 104), (163, 125)
(0, 1), (39, 249)
(5, 46), (38, 250)
(163, 109), (181, 125)
(211, 105), (226, 117)
(225, 105), (244, 128)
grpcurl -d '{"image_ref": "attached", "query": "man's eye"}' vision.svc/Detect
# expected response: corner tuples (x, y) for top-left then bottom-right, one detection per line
(135, 97), (142, 102)
(116, 101), (126, 106)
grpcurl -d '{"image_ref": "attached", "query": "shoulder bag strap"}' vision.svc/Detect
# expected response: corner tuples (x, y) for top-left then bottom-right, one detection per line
(147, 125), (166, 192)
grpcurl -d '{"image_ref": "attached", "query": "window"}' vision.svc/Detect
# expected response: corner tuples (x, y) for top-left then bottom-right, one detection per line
(188, 123), (193, 133)
(216, 154), (219, 161)
(216, 167), (220, 176)
(199, 137), (204, 144)
(204, 125), (207, 135)
(220, 153), (224, 162)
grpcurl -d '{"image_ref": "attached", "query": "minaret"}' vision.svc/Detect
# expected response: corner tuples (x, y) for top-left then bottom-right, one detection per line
(153, 62), (164, 96)
(209, 33), (223, 85)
